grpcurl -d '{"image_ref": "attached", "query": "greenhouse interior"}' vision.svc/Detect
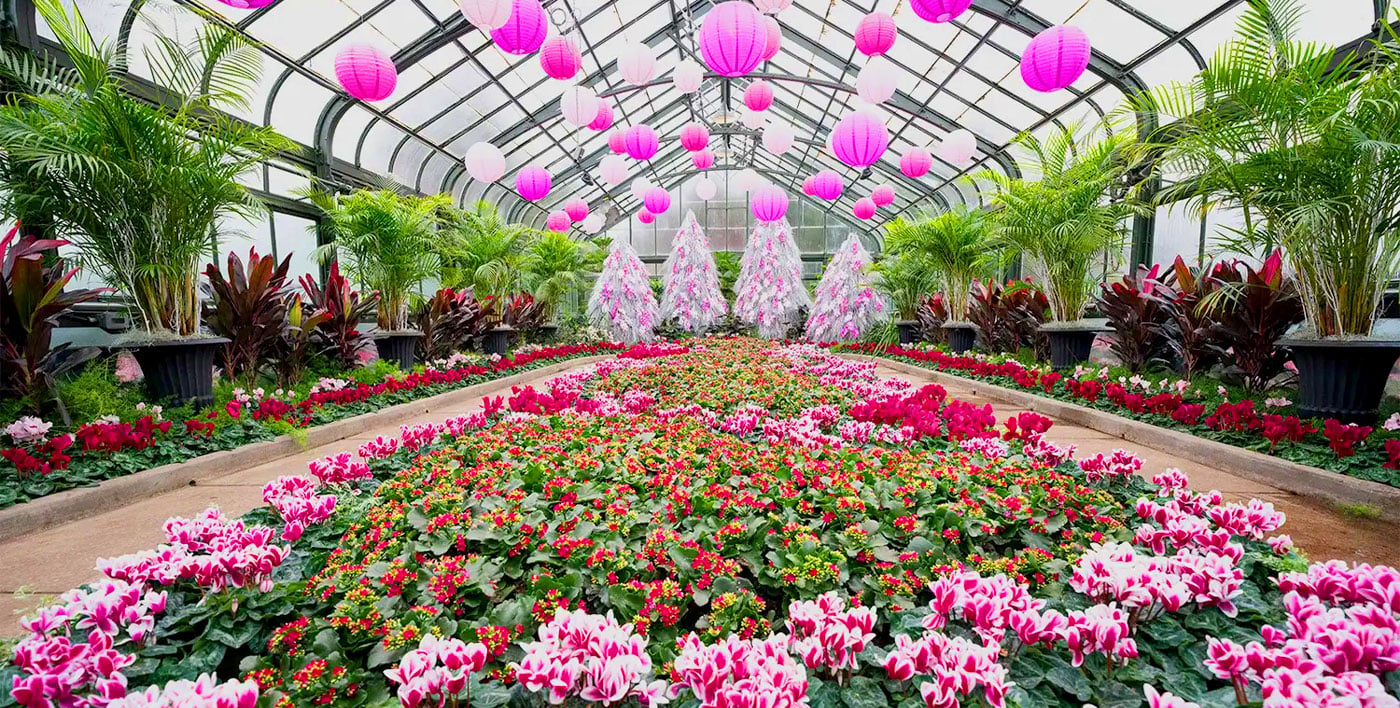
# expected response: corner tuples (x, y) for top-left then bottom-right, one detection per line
(7, 0), (1400, 706)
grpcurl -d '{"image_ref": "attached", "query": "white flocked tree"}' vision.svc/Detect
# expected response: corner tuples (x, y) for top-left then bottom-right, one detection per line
(661, 210), (728, 333)
(805, 234), (889, 342)
(588, 241), (659, 343)
(733, 217), (812, 339)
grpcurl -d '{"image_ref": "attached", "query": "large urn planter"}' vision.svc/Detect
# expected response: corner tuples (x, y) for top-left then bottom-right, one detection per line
(537, 323), (559, 344)
(483, 325), (515, 357)
(128, 337), (228, 407)
(896, 319), (921, 345)
(944, 322), (976, 353)
(1040, 322), (1105, 370)
(1284, 336), (1400, 425)
(374, 331), (423, 371)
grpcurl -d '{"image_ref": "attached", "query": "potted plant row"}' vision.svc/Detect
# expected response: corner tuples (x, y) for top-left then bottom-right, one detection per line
(883, 206), (998, 353)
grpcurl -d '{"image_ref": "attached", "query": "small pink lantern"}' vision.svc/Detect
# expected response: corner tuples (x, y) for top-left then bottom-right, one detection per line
(638, 210), (656, 225)
(853, 197), (877, 220)
(802, 175), (816, 196)
(214, 0), (276, 8)
(624, 124), (659, 161)
(679, 123), (710, 151)
(743, 80), (774, 112)
(761, 16), (782, 61)
(691, 149), (715, 170)
(900, 148), (933, 178)
(608, 130), (627, 154)
(564, 198), (589, 222)
(1021, 25), (1091, 92)
(334, 44), (398, 102)
(812, 170), (843, 200)
(750, 185), (789, 222)
(871, 184), (895, 207)
(830, 112), (888, 168)
(698, 1), (767, 78)
(909, 0), (973, 23)
(515, 165), (551, 201)
(643, 186), (672, 214)
(539, 37), (581, 80)
(546, 210), (571, 232)
(588, 101), (614, 131)
(459, 0), (513, 30)
(854, 13), (897, 57)
(490, 0), (547, 55)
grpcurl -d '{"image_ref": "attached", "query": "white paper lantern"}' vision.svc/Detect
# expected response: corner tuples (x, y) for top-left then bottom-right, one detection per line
(583, 213), (606, 234)
(762, 121), (795, 155)
(938, 128), (977, 164)
(560, 86), (600, 127)
(599, 154), (629, 185)
(631, 176), (654, 201)
(695, 176), (717, 201)
(617, 42), (656, 85)
(734, 168), (764, 192)
(856, 56), (898, 104)
(752, 0), (791, 13)
(464, 142), (506, 183)
(459, 0), (512, 30)
(672, 59), (704, 93)
(741, 109), (766, 130)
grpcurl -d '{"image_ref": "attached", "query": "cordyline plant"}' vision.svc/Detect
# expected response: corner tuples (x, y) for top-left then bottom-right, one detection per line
(1205, 252), (1304, 392)
(414, 288), (485, 361)
(276, 294), (329, 388)
(203, 248), (292, 385)
(299, 262), (378, 370)
(883, 207), (996, 322)
(1146, 257), (1220, 380)
(1097, 264), (1174, 373)
(916, 293), (948, 343)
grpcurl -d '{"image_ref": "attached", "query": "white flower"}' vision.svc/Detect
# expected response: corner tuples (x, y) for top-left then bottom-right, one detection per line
(1384, 412), (1400, 431)
(1264, 397), (1292, 408)
(4, 416), (52, 444)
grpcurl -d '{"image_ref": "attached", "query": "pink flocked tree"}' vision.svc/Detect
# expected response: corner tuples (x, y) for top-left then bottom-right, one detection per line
(805, 234), (888, 342)
(733, 217), (811, 338)
(661, 210), (728, 333)
(588, 242), (659, 343)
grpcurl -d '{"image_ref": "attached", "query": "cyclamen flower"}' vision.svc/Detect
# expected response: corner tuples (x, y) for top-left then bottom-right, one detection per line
(400, 423), (442, 451)
(1384, 412), (1400, 431)
(5, 416), (52, 444)
(261, 476), (336, 541)
(1144, 685), (1201, 708)
(105, 675), (259, 708)
(1264, 397), (1292, 408)
(1062, 604), (1137, 668)
(384, 634), (488, 708)
(1078, 449), (1142, 484)
(786, 593), (875, 673)
(514, 609), (668, 706)
(308, 452), (373, 486)
(672, 633), (807, 708)
(358, 436), (400, 460)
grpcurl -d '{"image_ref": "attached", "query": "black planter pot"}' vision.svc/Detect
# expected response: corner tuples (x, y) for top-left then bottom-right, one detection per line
(1285, 338), (1400, 425)
(896, 320), (920, 346)
(374, 331), (422, 371)
(1042, 326), (1101, 370)
(944, 323), (976, 353)
(538, 324), (559, 343)
(129, 337), (228, 407)
(483, 326), (515, 357)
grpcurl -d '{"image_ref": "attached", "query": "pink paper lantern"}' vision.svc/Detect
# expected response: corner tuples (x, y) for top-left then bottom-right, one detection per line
(564, 198), (589, 222)
(624, 124), (659, 161)
(698, 1), (767, 78)
(638, 210), (656, 225)
(812, 170), (843, 200)
(679, 123), (710, 151)
(608, 130), (627, 154)
(743, 80), (774, 112)
(900, 148), (933, 178)
(588, 101), (614, 131)
(830, 112), (888, 168)
(761, 16), (782, 61)
(691, 149), (715, 170)
(871, 184), (896, 207)
(750, 185), (789, 222)
(215, 0), (276, 7)
(490, 0), (547, 55)
(515, 165), (551, 201)
(853, 198), (877, 220)
(854, 13), (897, 57)
(546, 210), (571, 232)
(539, 37), (581, 80)
(643, 186), (672, 214)
(1021, 25), (1092, 93)
(909, 0), (973, 23)
(334, 44), (397, 102)
(802, 175), (816, 196)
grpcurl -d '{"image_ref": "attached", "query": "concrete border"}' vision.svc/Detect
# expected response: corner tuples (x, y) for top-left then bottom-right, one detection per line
(850, 354), (1400, 525)
(0, 355), (611, 542)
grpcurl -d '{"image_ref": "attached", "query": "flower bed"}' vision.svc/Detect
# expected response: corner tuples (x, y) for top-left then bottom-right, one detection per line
(839, 342), (1400, 487)
(4, 338), (1397, 708)
(0, 343), (624, 508)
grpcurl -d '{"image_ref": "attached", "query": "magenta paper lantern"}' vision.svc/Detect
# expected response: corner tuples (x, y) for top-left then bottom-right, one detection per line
(802, 176), (816, 196)
(812, 170), (843, 200)
(624, 124), (659, 161)
(855, 13), (897, 57)
(691, 149), (715, 170)
(215, 0), (276, 8)
(744, 80), (774, 112)
(871, 184), (895, 207)
(334, 45), (397, 102)
(761, 16), (782, 61)
(1021, 25), (1091, 92)
(608, 130), (627, 154)
(679, 123), (710, 152)
(546, 211), (571, 232)
(539, 37), (581, 80)
(830, 112), (888, 168)
(699, 2), (767, 78)
(588, 101), (614, 131)
(909, 0), (973, 23)
(638, 210), (656, 225)
(515, 165), (551, 201)
(900, 148), (933, 178)
(564, 198), (589, 222)
(643, 187), (672, 214)
(853, 198), (877, 220)
(490, 0), (547, 55)
(751, 185), (789, 222)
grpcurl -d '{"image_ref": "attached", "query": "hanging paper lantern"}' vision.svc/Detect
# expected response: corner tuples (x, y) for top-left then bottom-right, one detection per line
(631, 177), (654, 201)
(515, 165), (551, 201)
(870, 184), (895, 207)
(599, 155), (629, 185)
(761, 122), (794, 155)
(588, 101), (614, 131)
(856, 57), (898, 104)
(546, 211), (571, 232)
(624, 124), (659, 161)
(464, 142), (506, 183)
(608, 130), (627, 154)
(215, 0), (277, 8)
(334, 44), (397, 102)
(560, 86), (600, 127)
(812, 170), (843, 200)
(643, 186), (672, 214)
(750, 185), (789, 222)
(564, 198), (589, 222)
(459, 0), (512, 30)
(691, 149), (716, 170)
(490, 0), (547, 55)
(583, 213), (605, 234)
(1021, 25), (1091, 92)
(938, 129), (977, 164)
(617, 42), (656, 85)
(698, 2), (767, 78)
(802, 175), (816, 196)
(830, 111), (888, 168)
(695, 177), (718, 201)
(909, 0), (973, 23)
(734, 168), (763, 192)
(741, 109), (766, 131)
(761, 16), (782, 61)
(853, 198), (877, 220)
(539, 37), (581, 80)
(679, 122), (710, 152)
(743, 80), (774, 112)
(900, 147), (933, 178)
(752, 0), (791, 13)
(673, 60), (704, 93)
(638, 210), (656, 225)
(854, 12), (897, 57)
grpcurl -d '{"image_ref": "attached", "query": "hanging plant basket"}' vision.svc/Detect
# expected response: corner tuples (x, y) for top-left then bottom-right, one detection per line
(127, 337), (228, 408)
(374, 331), (423, 371)
(1284, 336), (1400, 425)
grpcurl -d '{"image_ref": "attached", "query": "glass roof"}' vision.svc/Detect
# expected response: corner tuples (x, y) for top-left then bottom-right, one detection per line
(29, 0), (1388, 235)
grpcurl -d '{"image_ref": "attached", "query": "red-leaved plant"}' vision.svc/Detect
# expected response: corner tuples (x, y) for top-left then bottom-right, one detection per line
(1097, 264), (1173, 373)
(204, 248), (293, 384)
(1205, 253), (1303, 392)
(1145, 257), (1220, 380)
(299, 262), (379, 370)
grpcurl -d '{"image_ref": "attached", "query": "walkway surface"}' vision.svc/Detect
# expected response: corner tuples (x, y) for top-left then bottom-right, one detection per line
(3, 357), (1397, 637)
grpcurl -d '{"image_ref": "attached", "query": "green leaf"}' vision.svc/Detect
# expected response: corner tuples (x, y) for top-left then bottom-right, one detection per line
(1095, 680), (1144, 708)
(471, 675), (515, 708)
(1039, 652), (1092, 700)
(841, 676), (888, 708)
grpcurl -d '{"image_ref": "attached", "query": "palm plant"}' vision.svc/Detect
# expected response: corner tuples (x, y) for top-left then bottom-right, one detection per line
(0, 0), (290, 337)
(883, 208), (996, 322)
(436, 201), (539, 300)
(519, 231), (607, 321)
(873, 253), (934, 321)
